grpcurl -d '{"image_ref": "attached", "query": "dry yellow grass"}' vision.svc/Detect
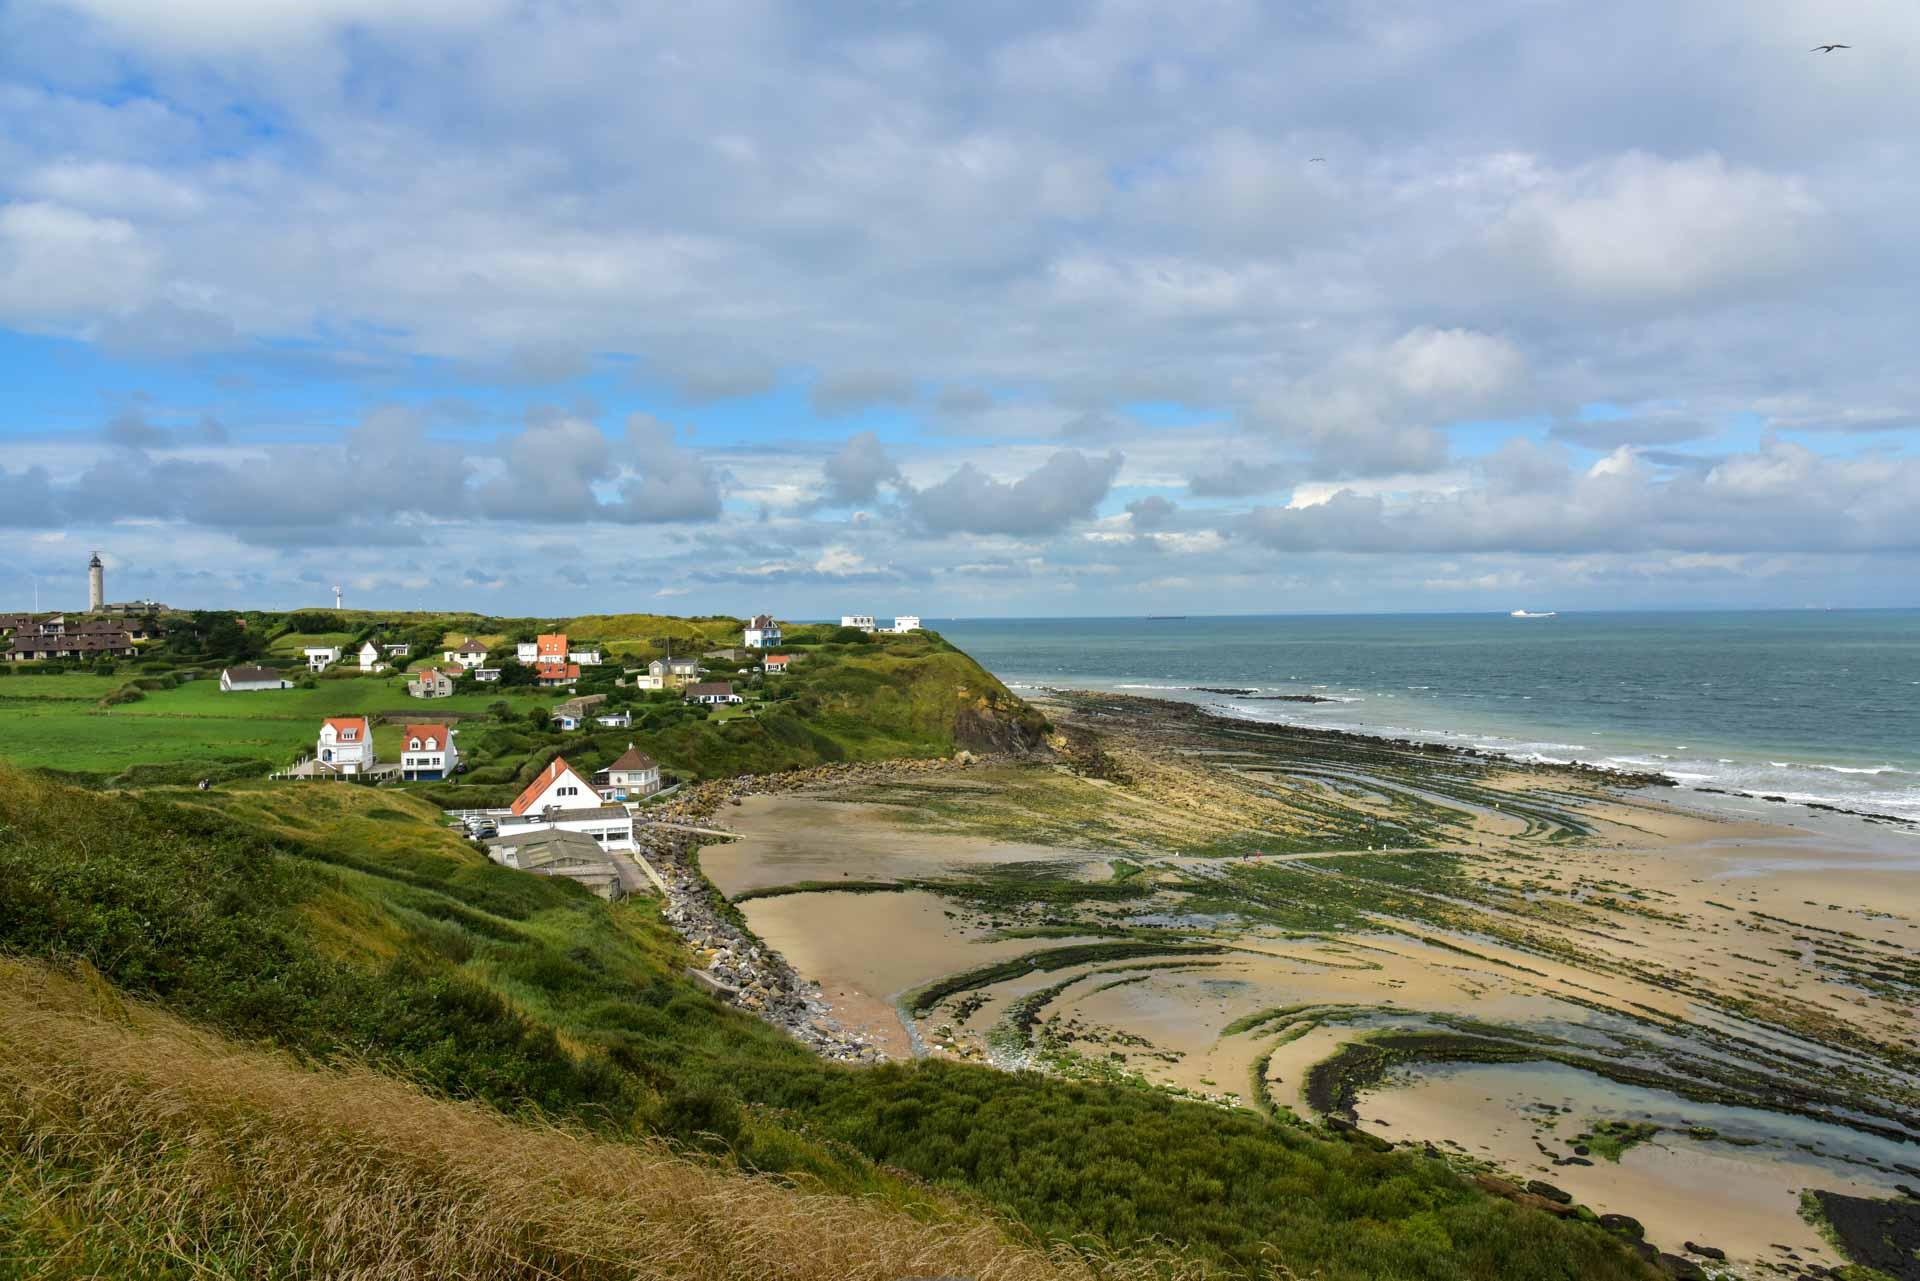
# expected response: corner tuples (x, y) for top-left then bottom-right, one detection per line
(0, 957), (1211, 1281)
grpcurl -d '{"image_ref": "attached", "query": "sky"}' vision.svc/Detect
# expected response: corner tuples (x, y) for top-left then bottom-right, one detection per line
(2, 0), (1918, 618)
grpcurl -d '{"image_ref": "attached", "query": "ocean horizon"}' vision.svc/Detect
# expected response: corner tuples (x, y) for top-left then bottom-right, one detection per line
(931, 609), (1920, 823)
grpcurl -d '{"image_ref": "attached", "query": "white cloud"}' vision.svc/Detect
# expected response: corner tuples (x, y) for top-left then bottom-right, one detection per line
(1492, 152), (1820, 301)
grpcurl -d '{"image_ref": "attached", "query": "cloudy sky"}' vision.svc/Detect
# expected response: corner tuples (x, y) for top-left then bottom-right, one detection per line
(3, 0), (1917, 616)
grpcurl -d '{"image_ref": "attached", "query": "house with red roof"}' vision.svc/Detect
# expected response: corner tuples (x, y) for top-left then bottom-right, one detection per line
(535, 661), (581, 687)
(511, 757), (600, 816)
(315, 716), (376, 775)
(762, 654), (791, 674)
(400, 723), (458, 781)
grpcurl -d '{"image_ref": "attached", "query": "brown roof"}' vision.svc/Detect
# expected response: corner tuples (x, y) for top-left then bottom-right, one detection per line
(222, 666), (285, 683)
(749, 614), (776, 628)
(456, 638), (489, 654)
(684, 681), (734, 697)
(606, 743), (657, 772)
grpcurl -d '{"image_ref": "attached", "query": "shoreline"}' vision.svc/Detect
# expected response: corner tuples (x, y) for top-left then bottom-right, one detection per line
(676, 690), (1918, 1275)
(1028, 683), (1920, 833)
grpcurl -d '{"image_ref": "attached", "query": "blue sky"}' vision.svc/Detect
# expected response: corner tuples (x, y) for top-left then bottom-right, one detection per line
(2, 0), (1917, 616)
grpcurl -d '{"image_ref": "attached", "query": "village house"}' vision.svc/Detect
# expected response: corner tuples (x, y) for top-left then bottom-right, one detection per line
(594, 709), (632, 729)
(890, 615), (921, 633)
(383, 642), (411, 659)
(485, 829), (622, 899)
(595, 743), (661, 801)
(304, 645), (342, 673)
(7, 630), (139, 661)
(408, 666), (457, 699)
(357, 640), (385, 672)
(473, 667), (503, 683)
(515, 640), (540, 664)
(636, 655), (701, 690)
(684, 681), (742, 706)
(551, 694), (607, 731)
(743, 613), (781, 648)
(501, 757), (635, 850)
(840, 614), (876, 632)
(537, 633), (568, 663)
(444, 638), (490, 670)
(762, 654), (792, 675)
(220, 665), (291, 692)
(315, 716), (376, 775)
(399, 723), (459, 781)
(535, 661), (580, 688)
(569, 642), (604, 666)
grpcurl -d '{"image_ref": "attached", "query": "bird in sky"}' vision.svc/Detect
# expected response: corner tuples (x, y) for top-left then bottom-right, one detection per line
(1308, 157), (1326, 162)
(1811, 44), (1851, 52)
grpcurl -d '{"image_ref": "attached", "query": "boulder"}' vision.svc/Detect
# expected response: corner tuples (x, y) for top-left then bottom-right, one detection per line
(1525, 1179), (1573, 1204)
(1683, 1242), (1726, 1261)
(1598, 1213), (1646, 1239)
(1655, 1254), (1707, 1280)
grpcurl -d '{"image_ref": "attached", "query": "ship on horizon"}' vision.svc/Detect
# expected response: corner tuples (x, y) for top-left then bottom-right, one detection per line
(1509, 609), (1557, 619)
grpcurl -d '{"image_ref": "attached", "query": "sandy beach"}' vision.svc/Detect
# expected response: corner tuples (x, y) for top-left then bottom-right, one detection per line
(701, 692), (1920, 1272)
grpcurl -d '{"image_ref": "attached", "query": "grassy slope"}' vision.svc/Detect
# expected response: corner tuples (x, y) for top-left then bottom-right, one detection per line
(0, 957), (1117, 1281)
(0, 766), (1653, 1281)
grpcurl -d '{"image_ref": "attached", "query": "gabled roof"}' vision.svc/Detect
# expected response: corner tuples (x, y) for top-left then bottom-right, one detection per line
(223, 665), (284, 683)
(536, 661), (581, 680)
(323, 716), (370, 741)
(685, 681), (734, 697)
(456, 637), (489, 654)
(510, 757), (597, 816)
(748, 614), (776, 628)
(763, 654), (790, 665)
(404, 723), (451, 749)
(536, 632), (568, 650)
(607, 743), (657, 772)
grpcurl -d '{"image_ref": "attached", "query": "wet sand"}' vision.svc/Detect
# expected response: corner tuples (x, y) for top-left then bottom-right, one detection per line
(707, 709), (1920, 1271)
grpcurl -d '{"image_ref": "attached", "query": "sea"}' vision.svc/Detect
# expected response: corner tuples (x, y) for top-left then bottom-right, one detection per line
(933, 610), (1920, 824)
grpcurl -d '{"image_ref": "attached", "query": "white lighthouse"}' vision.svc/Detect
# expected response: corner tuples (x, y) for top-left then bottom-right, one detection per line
(88, 552), (104, 612)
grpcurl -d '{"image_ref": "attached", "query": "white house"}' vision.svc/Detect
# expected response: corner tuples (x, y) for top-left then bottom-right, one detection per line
(220, 665), (290, 692)
(383, 642), (411, 659)
(515, 640), (540, 664)
(444, 638), (489, 670)
(569, 643), (604, 666)
(505, 757), (635, 850)
(400, 722), (459, 781)
(358, 640), (385, 672)
(743, 613), (781, 649)
(316, 716), (376, 775)
(596, 743), (661, 801)
(889, 615), (921, 633)
(684, 681), (743, 705)
(594, 710), (632, 729)
(473, 667), (503, 683)
(762, 654), (791, 675)
(304, 645), (342, 673)
(840, 614), (876, 632)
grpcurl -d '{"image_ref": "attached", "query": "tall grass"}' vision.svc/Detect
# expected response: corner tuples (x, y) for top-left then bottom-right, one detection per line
(0, 957), (1201, 1281)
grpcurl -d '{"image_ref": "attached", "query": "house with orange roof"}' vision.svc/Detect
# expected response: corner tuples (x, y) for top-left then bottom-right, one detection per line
(399, 723), (459, 781)
(315, 716), (376, 775)
(499, 756), (635, 850)
(535, 660), (581, 687)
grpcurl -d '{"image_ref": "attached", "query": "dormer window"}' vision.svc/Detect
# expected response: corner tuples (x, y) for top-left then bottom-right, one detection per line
(408, 738), (421, 750)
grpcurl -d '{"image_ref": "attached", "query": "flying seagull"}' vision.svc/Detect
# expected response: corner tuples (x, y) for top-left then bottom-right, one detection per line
(1308, 157), (1326, 162)
(1811, 44), (1851, 52)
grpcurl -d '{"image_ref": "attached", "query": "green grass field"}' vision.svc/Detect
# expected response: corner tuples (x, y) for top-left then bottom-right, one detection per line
(0, 674), (555, 774)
